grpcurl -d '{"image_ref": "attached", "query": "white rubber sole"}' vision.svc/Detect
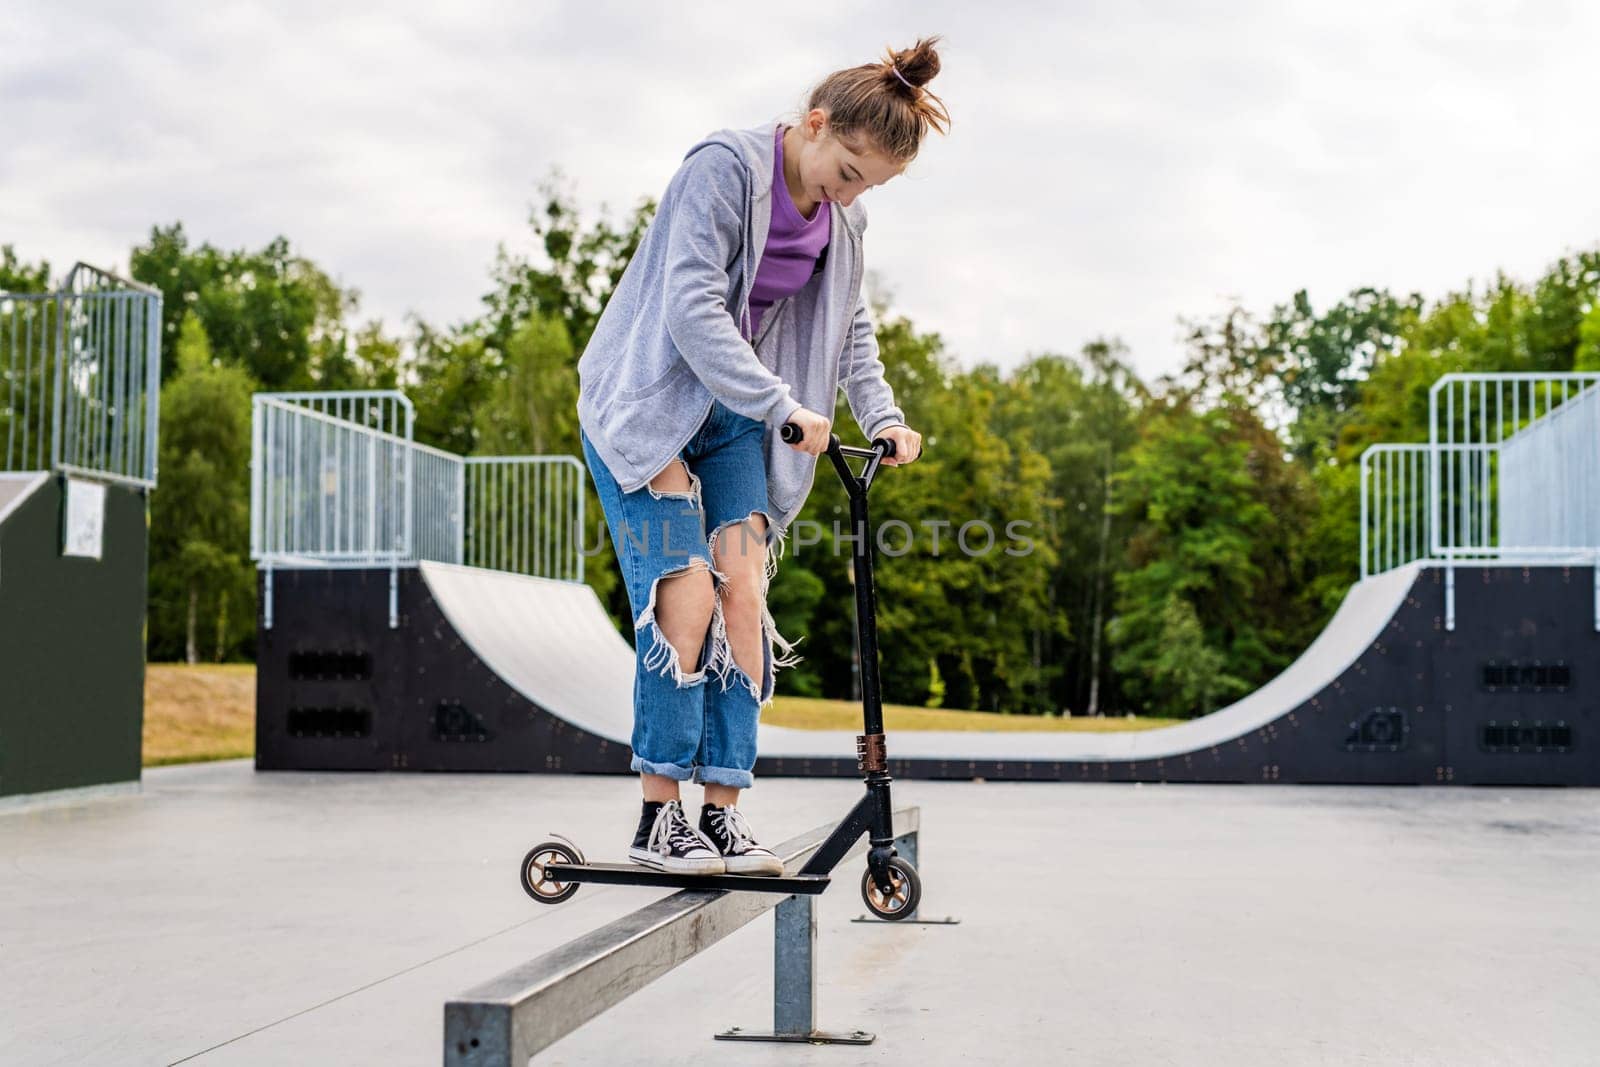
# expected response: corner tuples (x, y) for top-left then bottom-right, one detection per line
(628, 846), (725, 875)
(723, 853), (785, 876)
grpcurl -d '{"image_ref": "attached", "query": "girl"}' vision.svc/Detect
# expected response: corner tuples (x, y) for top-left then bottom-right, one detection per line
(576, 37), (949, 875)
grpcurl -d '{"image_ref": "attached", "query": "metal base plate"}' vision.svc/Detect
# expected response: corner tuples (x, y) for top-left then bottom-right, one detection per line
(850, 914), (961, 924)
(546, 862), (829, 895)
(715, 1027), (875, 1045)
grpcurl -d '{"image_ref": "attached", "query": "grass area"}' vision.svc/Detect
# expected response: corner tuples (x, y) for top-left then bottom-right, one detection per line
(762, 696), (1183, 733)
(141, 664), (1184, 767)
(143, 663), (256, 767)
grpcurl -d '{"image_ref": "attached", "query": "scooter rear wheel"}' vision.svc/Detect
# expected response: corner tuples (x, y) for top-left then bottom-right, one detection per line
(860, 856), (921, 920)
(521, 841), (583, 904)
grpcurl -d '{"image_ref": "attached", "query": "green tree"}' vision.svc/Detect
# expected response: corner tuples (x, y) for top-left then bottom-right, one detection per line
(471, 313), (578, 456)
(1576, 301), (1600, 371)
(0, 245), (51, 292)
(1262, 287), (1418, 463)
(993, 342), (1144, 714)
(1109, 398), (1315, 717)
(797, 311), (1059, 714)
(1149, 594), (1246, 716)
(130, 222), (376, 389)
(485, 171), (655, 358)
(148, 314), (257, 662)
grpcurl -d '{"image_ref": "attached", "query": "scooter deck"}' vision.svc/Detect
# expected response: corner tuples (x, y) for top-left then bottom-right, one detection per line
(546, 862), (830, 895)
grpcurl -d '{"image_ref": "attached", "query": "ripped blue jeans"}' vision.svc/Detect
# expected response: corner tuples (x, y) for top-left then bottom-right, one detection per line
(579, 400), (800, 789)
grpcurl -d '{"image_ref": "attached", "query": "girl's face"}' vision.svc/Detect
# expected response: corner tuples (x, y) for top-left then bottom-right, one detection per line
(788, 108), (905, 208)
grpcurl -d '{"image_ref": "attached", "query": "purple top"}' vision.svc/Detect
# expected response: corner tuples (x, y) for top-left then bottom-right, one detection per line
(748, 125), (831, 339)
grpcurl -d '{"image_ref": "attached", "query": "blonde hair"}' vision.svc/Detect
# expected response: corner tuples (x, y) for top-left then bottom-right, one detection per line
(803, 36), (951, 162)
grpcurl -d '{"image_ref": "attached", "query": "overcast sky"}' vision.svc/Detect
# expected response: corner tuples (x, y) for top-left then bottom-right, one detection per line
(4, 1), (1598, 384)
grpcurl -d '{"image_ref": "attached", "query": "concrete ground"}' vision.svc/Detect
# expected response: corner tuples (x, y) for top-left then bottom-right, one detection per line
(1, 761), (1596, 1066)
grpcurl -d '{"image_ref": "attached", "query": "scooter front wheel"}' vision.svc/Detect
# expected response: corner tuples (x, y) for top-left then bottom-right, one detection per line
(860, 855), (921, 920)
(521, 840), (583, 904)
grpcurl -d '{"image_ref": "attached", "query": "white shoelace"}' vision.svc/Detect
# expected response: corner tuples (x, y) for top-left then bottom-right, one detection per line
(709, 805), (768, 855)
(650, 800), (714, 856)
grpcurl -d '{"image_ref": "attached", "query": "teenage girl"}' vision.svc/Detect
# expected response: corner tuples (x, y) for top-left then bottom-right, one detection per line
(577, 37), (950, 874)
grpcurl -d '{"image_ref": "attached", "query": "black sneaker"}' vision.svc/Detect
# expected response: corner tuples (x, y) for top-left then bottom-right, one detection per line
(699, 804), (785, 876)
(628, 799), (725, 875)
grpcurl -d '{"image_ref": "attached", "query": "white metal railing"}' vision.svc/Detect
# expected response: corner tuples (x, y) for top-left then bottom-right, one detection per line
(254, 389), (412, 438)
(1428, 372), (1600, 564)
(1359, 444), (1431, 579)
(1, 263), (163, 487)
(1359, 372), (1600, 630)
(250, 389), (584, 626)
(1499, 379), (1600, 553)
(414, 444), (467, 567)
(464, 456), (585, 582)
(250, 394), (429, 566)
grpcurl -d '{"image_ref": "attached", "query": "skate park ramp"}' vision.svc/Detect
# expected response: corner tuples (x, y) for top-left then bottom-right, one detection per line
(0, 472), (49, 525)
(419, 558), (1415, 764)
(256, 559), (1597, 785)
(0, 472), (151, 802)
(406, 558), (1596, 785)
(420, 560), (639, 747)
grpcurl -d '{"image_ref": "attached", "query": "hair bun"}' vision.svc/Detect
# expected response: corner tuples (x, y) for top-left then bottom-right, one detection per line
(883, 35), (943, 90)
(805, 35), (950, 160)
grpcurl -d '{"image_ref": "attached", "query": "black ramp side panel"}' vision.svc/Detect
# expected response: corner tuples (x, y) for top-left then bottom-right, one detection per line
(253, 563), (1600, 786)
(0, 475), (149, 799)
(1438, 567), (1598, 787)
(392, 567), (628, 774)
(1262, 570), (1446, 785)
(255, 567), (630, 775)
(255, 567), (400, 771)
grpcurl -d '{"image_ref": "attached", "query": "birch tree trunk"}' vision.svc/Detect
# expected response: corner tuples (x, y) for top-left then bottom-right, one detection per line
(1086, 443), (1113, 717)
(186, 583), (199, 665)
(215, 587), (229, 662)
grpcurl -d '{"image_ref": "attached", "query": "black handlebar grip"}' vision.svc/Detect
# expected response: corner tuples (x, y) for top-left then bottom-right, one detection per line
(782, 421), (901, 459)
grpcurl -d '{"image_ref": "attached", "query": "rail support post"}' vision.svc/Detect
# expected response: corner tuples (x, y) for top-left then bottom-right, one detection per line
(714, 892), (874, 1046)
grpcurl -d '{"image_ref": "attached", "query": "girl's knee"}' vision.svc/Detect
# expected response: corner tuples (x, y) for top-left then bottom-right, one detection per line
(645, 561), (717, 673)
(709, 511), (771, 582)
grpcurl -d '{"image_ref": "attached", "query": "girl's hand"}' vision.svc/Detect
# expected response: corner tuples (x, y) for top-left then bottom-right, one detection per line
(784, 407), (832, 457)
(875, 424), (922, 466)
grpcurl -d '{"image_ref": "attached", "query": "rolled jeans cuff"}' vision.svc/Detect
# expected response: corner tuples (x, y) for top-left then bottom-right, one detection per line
(630, 756), (695, 781)
(692, 765), (755, 789)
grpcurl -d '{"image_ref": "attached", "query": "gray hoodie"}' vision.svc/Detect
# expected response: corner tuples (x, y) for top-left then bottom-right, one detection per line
(576, 120), (906, 535)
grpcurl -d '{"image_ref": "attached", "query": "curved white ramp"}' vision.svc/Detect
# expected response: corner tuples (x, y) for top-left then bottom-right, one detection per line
(420, 559), (1422, 765)
(0, 472), (49, 528)
(764, 562), (1422, 761)
(421, 561), (636, 745)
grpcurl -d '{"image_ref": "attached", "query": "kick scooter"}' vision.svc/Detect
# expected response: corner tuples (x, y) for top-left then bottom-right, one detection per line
(519, 425), (922, 920)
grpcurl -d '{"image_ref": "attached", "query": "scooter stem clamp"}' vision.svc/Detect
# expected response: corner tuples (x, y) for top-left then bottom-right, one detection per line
(856, 732), (888, 774)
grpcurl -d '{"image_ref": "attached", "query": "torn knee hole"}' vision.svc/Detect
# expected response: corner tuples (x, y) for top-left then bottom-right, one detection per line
(708, 510), (774, 575)
(635, 560), (719, 687)
(656, 556), (717, 586)
(646, 458), (702, 504)
(703, 577), (802, 703)
(704, 589), (762, 701)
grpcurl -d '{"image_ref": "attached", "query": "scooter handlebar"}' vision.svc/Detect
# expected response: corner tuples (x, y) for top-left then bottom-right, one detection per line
(781, 421), (898, 458)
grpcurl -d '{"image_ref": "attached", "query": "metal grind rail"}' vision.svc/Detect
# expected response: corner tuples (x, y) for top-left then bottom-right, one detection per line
(444, 805), (928, 1064)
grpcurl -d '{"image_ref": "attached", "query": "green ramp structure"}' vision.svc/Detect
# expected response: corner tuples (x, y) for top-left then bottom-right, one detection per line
(0, 264), (163, 807)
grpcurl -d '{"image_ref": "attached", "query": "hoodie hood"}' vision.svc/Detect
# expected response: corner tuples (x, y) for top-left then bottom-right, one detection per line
(688, 122), (869, 241)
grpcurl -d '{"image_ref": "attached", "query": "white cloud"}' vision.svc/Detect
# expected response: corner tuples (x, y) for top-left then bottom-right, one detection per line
(3, 0), (1597, 386)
